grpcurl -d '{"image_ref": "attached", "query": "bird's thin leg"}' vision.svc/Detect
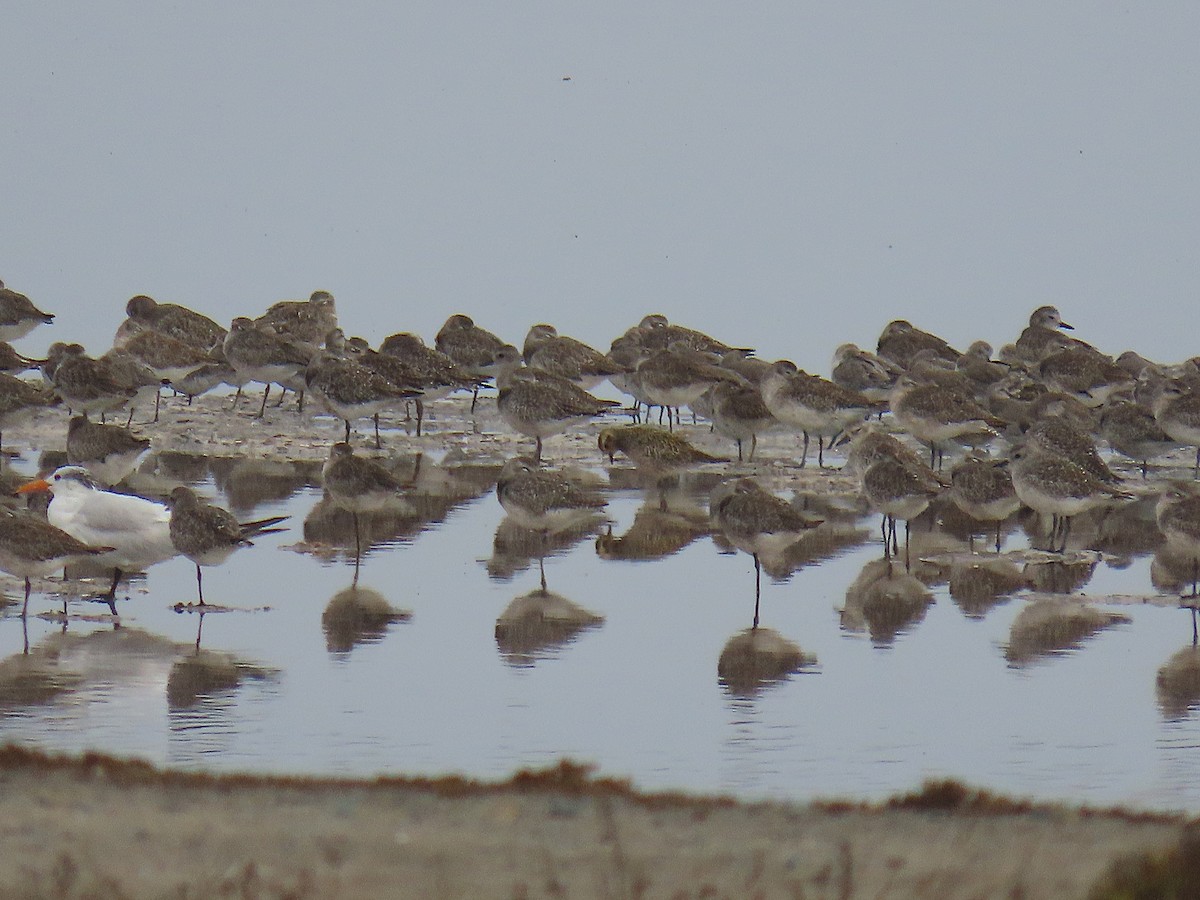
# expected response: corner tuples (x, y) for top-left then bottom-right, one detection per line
(374, 414), (382, 450)
(818, 436), (825, 469)
(904, 519), (912, 572)
(344, 419), (352, 443)
(196, 564), (205, 606)
(195, 611), (206, 650)
(539, 554), (547, 593)
(749, 434), (757, 462)
(257, 385), (270, 417)
(416, 399), (424, 437)
(995, 522), (1002, 554)
(274, 387), (287, 407)
(799, 431), (809, 469)
(22, 577), (31, 619)
(736, 439), (743, 462)
(535, 437), (543, 463)
(752, 554), (761, 629)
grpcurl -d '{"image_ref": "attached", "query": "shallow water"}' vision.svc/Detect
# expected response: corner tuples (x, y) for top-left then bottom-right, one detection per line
(2, 426), (1199, 812)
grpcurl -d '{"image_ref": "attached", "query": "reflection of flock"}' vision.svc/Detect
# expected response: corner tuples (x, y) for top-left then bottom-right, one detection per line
(0, 279), (1198, 713)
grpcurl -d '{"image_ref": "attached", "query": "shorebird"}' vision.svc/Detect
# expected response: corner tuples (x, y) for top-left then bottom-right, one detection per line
(495, 457), (607, 590)
(96, 347), (168, 423)
(1012, 305), (1092, 364)
(634, 346), (746, 428)
(1099, 398), (1178, 478)
(254, 290), (339, 349)
(66, 414), (151, 486)
(1036, 347), (1133, 407)
(376, 332), (484, 435)
(860, 454), (942, 570)
(831, 343), (899, 401)
(599, 424), (727, 507)
(522, 324), (624, 390)
(223, 317), (312, 416)
(890, 374), (1005, 468)
(497, 366), (618, 462)
(1156, 485), (1200, 636)
(122, 295), (226, 351)
(17, 466), (178, 603)
(435, 314), (507, 410)
(0, 372), (59, 450)
(0, 279), (55, 342)
(948, 456), (1021, 552)
(708, 381), (776, 462)
(1023, 418), (1119, 485)
(760, 360), (876, 467)
(0, 342), (41, 375)
(0, 506), (112, 617)
(166, 486), (288, 605)
(1154, 382), (1200, 476)
(636, 314), (752, 356)
(306, 332), (421, 447)
(321, 442), (411, 570)
(1008, 444), (1133, 553)
(876, 319), (960, 369)
(711, 478), (822, 620)
(45, 343), (137, 420)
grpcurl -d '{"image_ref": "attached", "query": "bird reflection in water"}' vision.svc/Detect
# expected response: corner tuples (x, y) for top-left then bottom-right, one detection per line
(167, 609), (278, 708)
(494, 586), (604, 667)
(1156, 643), (1200, 721)
(840, 558), (935, 647)
(595, 491), (710, 563)
(945, 555), (1030, 619)
(210, 456), (319, 516)
(1003, 596), (1130, 667)
(321, 583), (411, 655)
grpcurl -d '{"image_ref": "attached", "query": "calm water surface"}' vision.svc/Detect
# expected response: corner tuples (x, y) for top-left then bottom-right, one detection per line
(2, 432), (1199, 812)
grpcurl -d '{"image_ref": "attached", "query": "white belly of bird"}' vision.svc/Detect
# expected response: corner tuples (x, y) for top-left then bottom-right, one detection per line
(48, 491), (177, 572)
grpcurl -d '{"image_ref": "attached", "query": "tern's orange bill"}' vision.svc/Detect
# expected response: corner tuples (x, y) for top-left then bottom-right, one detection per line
(15, 479), (51, 494)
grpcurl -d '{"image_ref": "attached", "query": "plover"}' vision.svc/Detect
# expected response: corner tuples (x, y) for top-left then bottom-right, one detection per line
(948, 456), (1021, 552)
(122, 295), (226, 351)
(708, 381), (776, 462)
(711, 478), (822, 619)
(497, 367), (617, 462)
(860, 454), (942, 570)
(0, 506), (112, 616)
(1008, 444), (1132, 553)
(495, 457), (607, 534)
(1154, 382), (1200, 476)
(522, 324), (624, 390)
(254, 290), (339, 349)
(66, 415), (151, 487)
(223, 317), (313, 416)
(759, 360), (876, 468)
(435, 314), (507, 410)
(1023, 417), (1120, 485)
(305, 340), (421, 447)
(45, 344), (137, 420)
(1099, 398), (1178, 478)
(0, 342), (41, 375)
(321, 442), (410, 565)
(831, 343), (899, 401)
(890, 374), (1004, 468)
(0, 372), (59, 450)
(17, 466), (178, 602)
(876, 319), (960, 369)
(1036, 347), (1133, 407)
(1012, 305), (1093, 364)
(636, 313), (752, 356)
(165, 486), (288, 605)
(377, 331), (484, 434)
(0, 279), (55, 342)
(634, 346), (746, 429)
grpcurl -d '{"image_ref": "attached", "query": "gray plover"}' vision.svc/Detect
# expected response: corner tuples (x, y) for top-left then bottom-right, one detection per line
(122, 295), (226, 351)
(831, 343), (898, 401)
(890, 374), (1004, 468)
(711, 478), (822, 620)
(0, 342), (40, 375)
(522, 324), (624, 390)
(599, 424), (726, 476)
(635, 346), (746, 429)
(843, 423), (931, 479)
(876, 319), (960, 369)
(1154, 382), (1200, 476)
(948, 456), (1021, 552)
(497, 367), (617, 462)
(223, 317), (313, 416)
(1012, 305), (1093, 364)
(1036, 347), (1133, 407)
(166, 486), (288, 605)
(759, 360), (876, 468)
(1099, 398), (1178, 478)
(636, 313), (751, 356)
(709, 381), (776, 462)
(860, 454), (942, 570)
(0, 372), (59, 450)
(17, 465), (178, 602)
(0, 506), (112, 616)
(1023, 417), (1119, 485)
(254, 290), (339, 348)
(321, 442), (410, 565)
(378, 331), (484, 434)
(955, 341), (1010, 395)
(305, 339), (420, 447)
(435, 314), (507, 410)
(66, 415), (151, 487)
(44, 344), (136, 420)
(496, 457), (607, 533)
(1008, 444), (1132, 553)
(0, 279), (54, 342)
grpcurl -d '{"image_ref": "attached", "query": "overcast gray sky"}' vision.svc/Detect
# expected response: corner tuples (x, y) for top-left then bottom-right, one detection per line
(4, 2), (1198, 371)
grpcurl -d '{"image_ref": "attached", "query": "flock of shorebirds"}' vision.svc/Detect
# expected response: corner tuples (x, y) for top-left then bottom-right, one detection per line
(1, 276), (1200, 633)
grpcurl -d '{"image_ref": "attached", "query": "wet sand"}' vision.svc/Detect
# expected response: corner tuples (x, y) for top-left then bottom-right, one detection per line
(4, 391), (1199, 898)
